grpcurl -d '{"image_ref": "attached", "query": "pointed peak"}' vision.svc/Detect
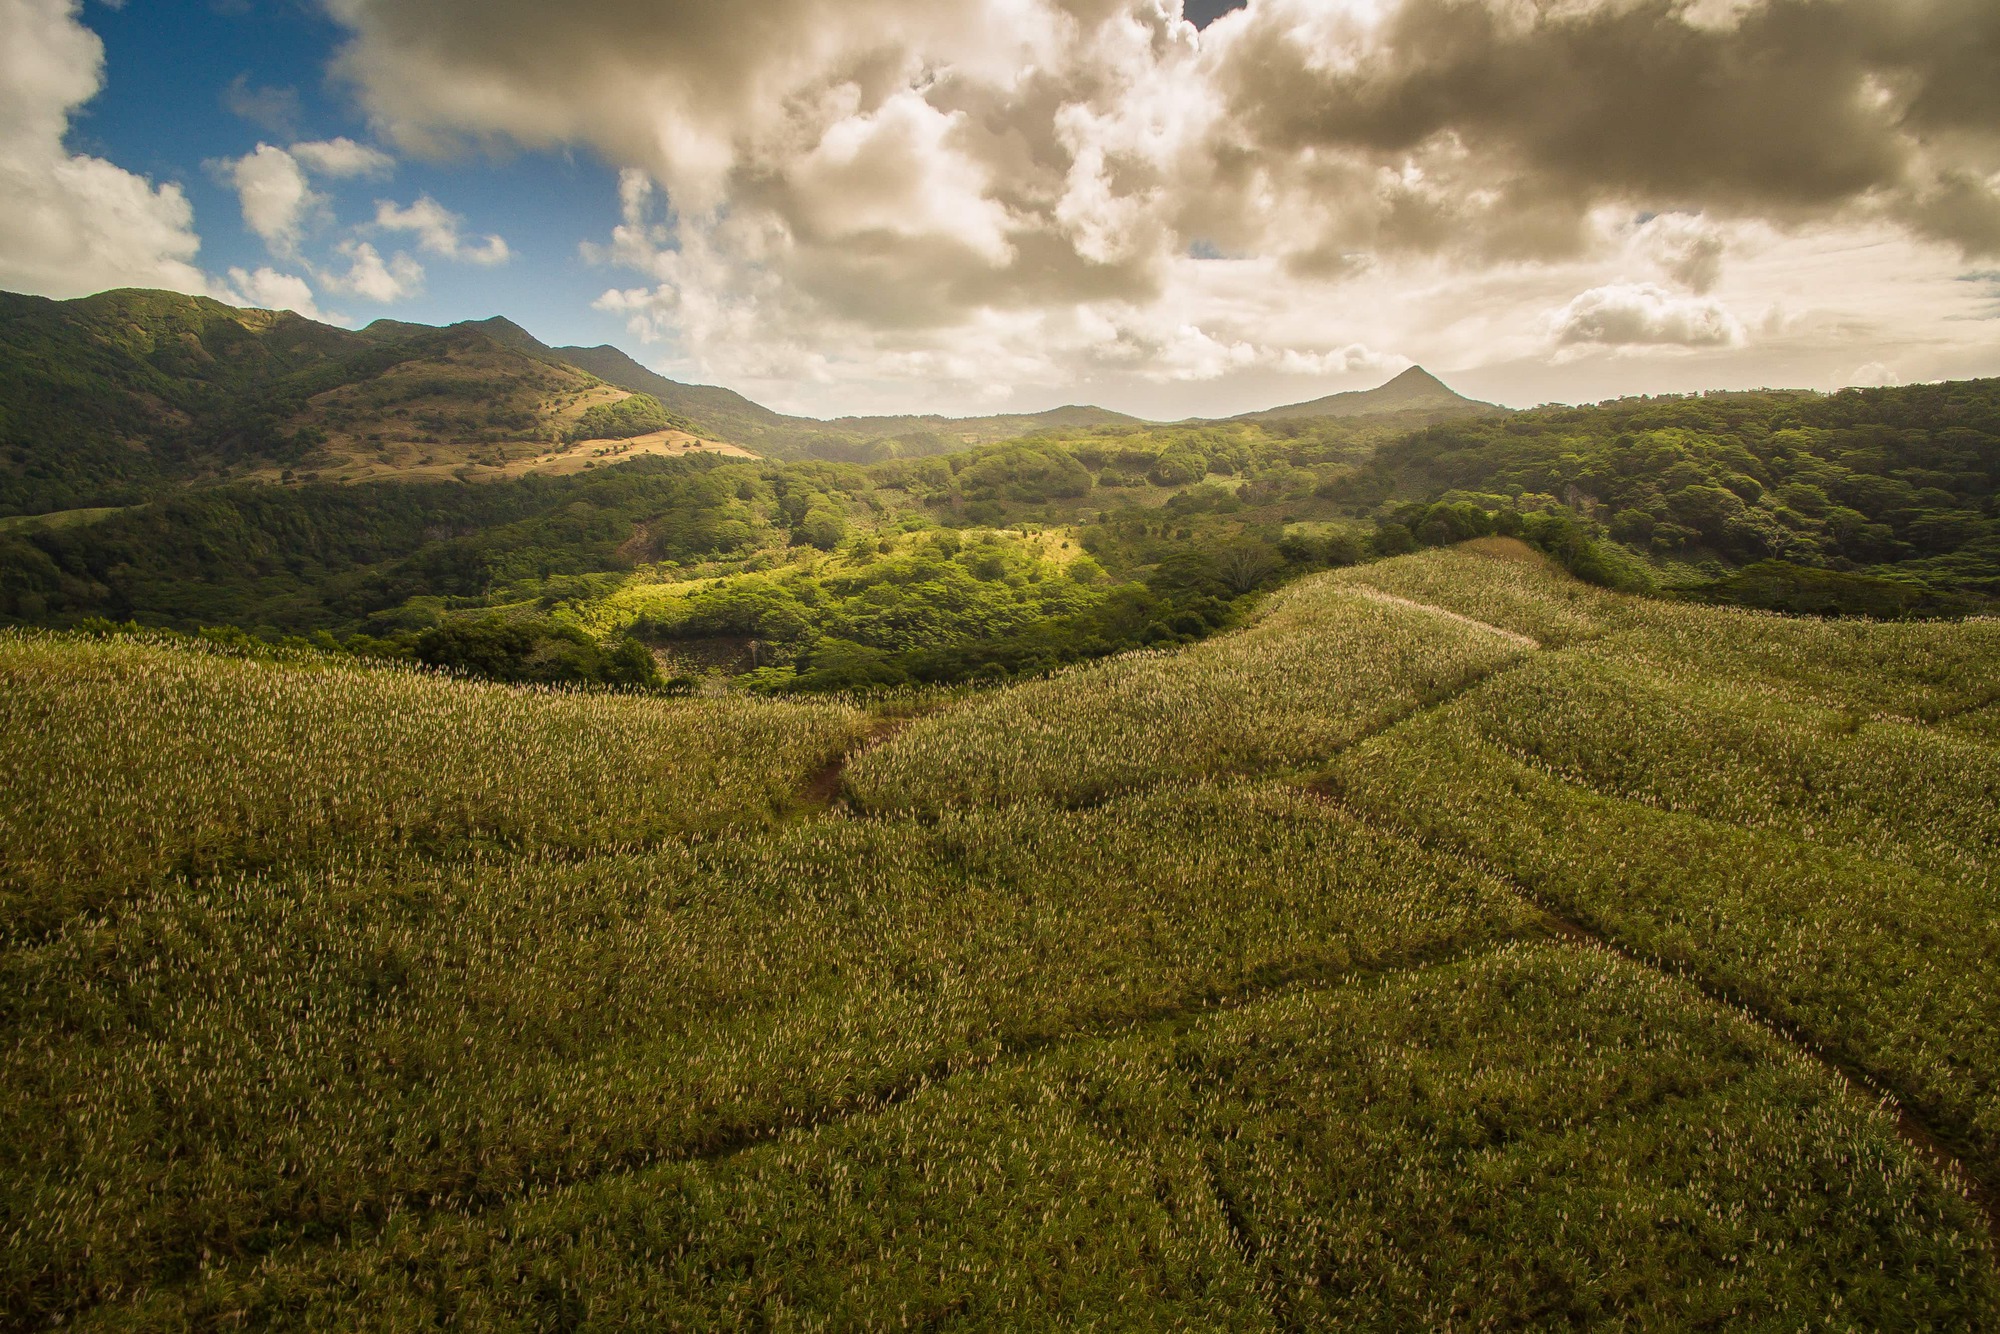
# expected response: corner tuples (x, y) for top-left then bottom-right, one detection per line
(1233, 361), (1497, 422)
(455, 315), (551, 355)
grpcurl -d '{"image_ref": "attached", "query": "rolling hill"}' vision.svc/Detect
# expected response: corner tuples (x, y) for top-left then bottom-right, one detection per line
(560, 341), (1146, 459)
(0, 289), (685, 514)
(0, 289), (1161, 517)
(3, 288), (1522, 521)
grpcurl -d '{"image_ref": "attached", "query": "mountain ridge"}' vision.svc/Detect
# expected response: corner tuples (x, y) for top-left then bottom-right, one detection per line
(2, 286), (1505, 516)
(557, 342), (1148, 454)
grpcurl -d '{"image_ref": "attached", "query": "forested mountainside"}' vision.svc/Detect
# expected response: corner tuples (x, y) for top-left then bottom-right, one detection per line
(5, 542), (1997, 1327)
(0, 289), (665, 514)
(0, 290), (1164, 517)
(2, 372), (1996, 691)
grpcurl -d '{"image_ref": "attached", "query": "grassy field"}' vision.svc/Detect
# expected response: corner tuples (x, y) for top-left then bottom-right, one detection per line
(844, 570), (1531, 813)
(7, 542), (2000, 1328)
(0, 633), (869, 936)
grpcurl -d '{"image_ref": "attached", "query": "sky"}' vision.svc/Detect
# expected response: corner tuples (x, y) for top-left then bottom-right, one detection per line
(1, 0), (1997, 421)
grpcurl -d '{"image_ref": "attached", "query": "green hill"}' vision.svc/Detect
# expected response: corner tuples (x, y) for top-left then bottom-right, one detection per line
(0, 287), (1160, 519)
(3, 373), (1995, 695)
(554, 343), (797, 442)
(0, 288), (665, 514)
(5, 542), (1998, 1327)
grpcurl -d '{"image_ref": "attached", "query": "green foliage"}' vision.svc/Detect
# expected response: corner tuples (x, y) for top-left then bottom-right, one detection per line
(628, 530), (1268, 692)
(953, 442), (1092, 505)
(846, 570), (1531, 813)
(412, 614), (662, 688)
(793, 499), (848, 550)
(0, 457), (766, 633)
(1359, 379), (2000, 606)
(1680, 558), (1989, 618)
(1148, 446), (1206, 485)
(7, 545), (2000, 1326)
(1320, 548), (2000, 1198)
(6, 777), (1530, 1322)
(72, 947), (1994, 1331)
(566, 393), (697, 442)
(0, 632), (865, 934)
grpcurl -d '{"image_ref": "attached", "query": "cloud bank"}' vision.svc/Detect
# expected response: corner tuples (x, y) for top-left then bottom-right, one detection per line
(317, 0), (2000, 411)
(0, 0), (211, 300)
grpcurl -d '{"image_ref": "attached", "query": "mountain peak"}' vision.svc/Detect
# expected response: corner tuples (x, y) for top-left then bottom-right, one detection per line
(1235, 363), (1500, 423)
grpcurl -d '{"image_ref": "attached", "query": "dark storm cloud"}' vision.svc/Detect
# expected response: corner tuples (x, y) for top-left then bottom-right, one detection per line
(1211, 0), (2000, 258)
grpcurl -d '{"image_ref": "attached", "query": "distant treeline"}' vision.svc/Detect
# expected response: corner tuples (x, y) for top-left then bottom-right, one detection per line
(3, 377), (1994, 692)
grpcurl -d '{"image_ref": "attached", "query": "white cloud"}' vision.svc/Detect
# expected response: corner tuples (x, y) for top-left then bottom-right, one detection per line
(1632, 213), (1728, 294)
(221, 143), (320, 257)
(290, 136), (394, 179)
(1552, 283), (1747, 351)
(0, 0), (212, 300)
(220, 266), (329, 321)
(375, 195), (509, 264)
(320, 240), (423, 302)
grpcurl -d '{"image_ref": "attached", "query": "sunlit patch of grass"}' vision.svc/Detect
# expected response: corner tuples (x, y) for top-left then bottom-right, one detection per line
(0, 633), (869, 936)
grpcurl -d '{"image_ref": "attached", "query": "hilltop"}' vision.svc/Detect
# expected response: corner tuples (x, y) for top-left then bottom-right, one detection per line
(1238, 364), (1501, 422)
(0, 289), (707, 513)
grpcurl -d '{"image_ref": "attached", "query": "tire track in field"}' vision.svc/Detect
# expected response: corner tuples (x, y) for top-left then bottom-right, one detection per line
(80, 932), (1511, 1326)
(1526, 907), (2000, 1249)
(1304, 788), (2000, 1257)
(1337, 584), (1543, 652)
(797, 715), (912, 809)
(1286, 597), (2000, 1255)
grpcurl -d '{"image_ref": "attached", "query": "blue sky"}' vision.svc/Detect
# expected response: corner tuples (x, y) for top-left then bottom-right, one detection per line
(69, 0), (635, 347)
(4, 0), (1995, 419)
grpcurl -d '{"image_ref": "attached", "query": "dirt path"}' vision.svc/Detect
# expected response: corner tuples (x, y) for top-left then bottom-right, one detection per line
(799, 716), (910, 809)
(1311, 790), (2000, 1254)
(1340, 585), (1542, 651)
(1536, 902), (2000, 1251)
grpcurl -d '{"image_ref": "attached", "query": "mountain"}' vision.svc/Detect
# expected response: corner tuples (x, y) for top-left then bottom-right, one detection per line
(554, 344), (794, 444)
(0, 288), (677, 515)
(1238, 365), (1501, 422)
(560, 341), (1145, 459)
(0, 289), (1531, 522)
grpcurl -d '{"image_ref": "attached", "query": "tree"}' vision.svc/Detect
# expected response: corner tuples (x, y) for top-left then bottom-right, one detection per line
(796, 503), (848, 550)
